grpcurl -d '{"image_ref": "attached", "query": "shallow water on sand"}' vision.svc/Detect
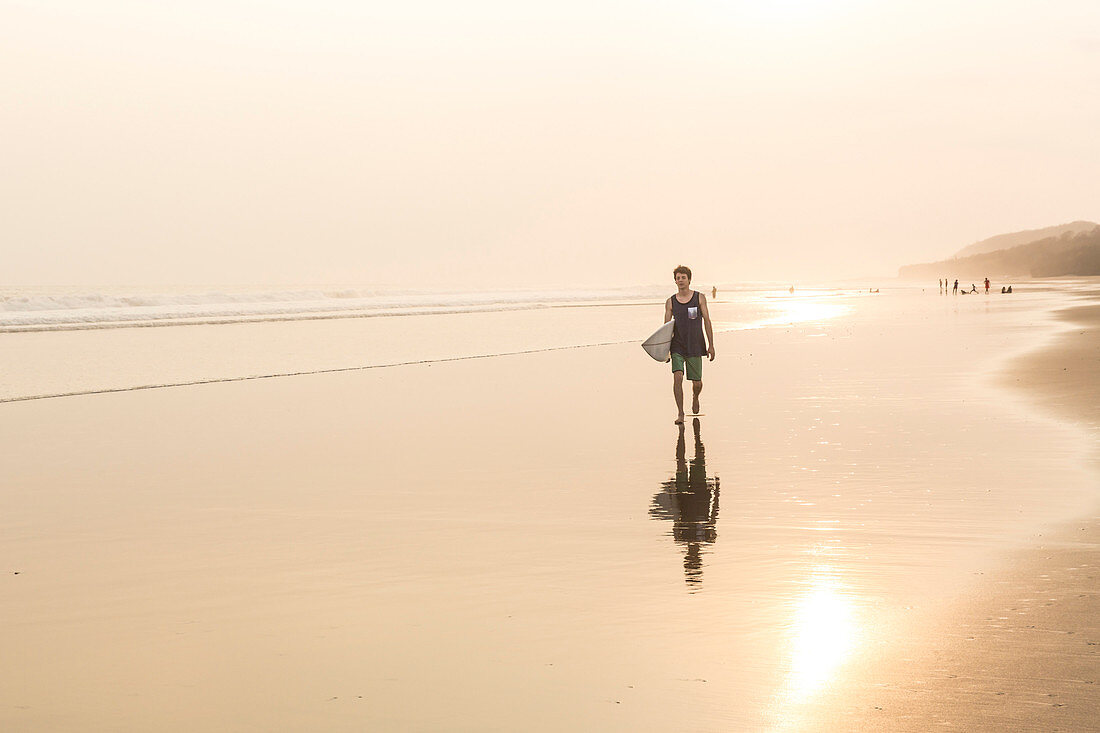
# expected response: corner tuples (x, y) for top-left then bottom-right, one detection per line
(1, 283), (1097, 731)
(0, 287), (841, 402)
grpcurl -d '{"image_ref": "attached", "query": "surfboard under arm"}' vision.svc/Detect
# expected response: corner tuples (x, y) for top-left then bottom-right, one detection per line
(641, 320), (675, 362)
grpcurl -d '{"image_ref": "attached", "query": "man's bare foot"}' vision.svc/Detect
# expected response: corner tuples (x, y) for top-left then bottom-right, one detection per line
(692, 396), (700, 414)
(674, 413), (685, 424)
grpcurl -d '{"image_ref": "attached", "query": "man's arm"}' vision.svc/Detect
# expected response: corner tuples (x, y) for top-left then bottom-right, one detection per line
(699, 293), (716, 361)
(664, 297), (673, 324)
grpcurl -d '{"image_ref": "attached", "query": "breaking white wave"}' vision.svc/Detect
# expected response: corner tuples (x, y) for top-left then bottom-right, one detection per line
(0, 285), (674, 332)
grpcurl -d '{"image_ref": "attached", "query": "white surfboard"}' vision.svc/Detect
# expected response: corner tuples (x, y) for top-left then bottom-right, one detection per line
(641, 320), (675, 362)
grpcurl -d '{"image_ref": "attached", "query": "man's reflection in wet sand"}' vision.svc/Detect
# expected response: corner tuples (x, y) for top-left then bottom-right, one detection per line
(650, 418), (720, 591)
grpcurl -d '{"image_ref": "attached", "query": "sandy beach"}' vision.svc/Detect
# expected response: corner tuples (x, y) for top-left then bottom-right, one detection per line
(2, 283), (1098, 731)
(780, 292), (1100, 732)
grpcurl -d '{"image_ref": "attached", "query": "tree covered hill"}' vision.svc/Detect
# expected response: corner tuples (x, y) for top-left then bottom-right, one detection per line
(899, 225), (1100, 280)
(953, 220), (1098, 258)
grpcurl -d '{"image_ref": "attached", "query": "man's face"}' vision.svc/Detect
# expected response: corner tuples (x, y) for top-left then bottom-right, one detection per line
(675, 272), (691, 289)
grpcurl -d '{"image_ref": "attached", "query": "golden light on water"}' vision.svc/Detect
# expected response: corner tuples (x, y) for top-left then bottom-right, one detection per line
(784, 565), (858, 699)
(764, 296), (852, 327)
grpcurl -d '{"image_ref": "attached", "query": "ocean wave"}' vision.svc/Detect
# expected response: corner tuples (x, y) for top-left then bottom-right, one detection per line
(0, 285), (669, 331)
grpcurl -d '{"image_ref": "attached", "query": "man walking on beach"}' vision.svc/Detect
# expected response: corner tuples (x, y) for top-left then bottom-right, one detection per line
(665, 266), (715, 424)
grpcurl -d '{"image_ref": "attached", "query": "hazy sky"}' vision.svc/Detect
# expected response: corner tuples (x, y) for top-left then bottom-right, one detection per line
(4, 0), (1098, 287)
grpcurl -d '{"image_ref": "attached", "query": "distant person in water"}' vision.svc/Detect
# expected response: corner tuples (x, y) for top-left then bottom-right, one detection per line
(984, 277), (991, 293)
(665, 265), (715, 425)
(953, 279), (959, 295)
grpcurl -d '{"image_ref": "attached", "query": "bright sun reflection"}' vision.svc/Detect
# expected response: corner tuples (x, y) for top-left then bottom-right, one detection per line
(785, 565), (857, 700)
(762, 297), (851, 327)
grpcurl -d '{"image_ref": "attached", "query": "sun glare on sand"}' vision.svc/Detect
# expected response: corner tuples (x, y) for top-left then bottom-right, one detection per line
(754, 293), (851, 328)
(784, 565), (859, 699)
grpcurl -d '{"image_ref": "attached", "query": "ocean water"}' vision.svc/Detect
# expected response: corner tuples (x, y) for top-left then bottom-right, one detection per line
(0, 282), (843, 332)
(0, 284), (674, 331)
(0, 283), (854, 402)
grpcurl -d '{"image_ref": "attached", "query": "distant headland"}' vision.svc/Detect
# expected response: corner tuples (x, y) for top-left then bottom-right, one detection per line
(899, 220), (1100, 279)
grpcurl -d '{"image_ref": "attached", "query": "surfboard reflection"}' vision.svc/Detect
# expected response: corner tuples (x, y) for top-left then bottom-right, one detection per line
(650, 418), (720, 591)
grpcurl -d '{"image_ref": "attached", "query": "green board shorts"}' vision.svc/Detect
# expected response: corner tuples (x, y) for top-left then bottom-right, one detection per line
(670, 353), (703, 381)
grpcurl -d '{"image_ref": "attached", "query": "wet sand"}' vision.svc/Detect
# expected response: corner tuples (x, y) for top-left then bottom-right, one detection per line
(783, 296), (1100, 732)
(2, 286), (1098, 731)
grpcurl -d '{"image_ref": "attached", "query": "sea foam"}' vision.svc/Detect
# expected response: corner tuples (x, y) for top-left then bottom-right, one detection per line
(0, 285), (670, 331)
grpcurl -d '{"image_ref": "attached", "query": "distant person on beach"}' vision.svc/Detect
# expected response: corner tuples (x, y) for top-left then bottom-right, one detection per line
(711, 286), (717, 299)
(969, 283), (978, 293)
(1002, 286), (1006, 293)
(1007, 285), (1013, 293)
(665, 265), (715, 425)
(952, 279), (959, 294)
(984, 277), (990, 293)
(939, 279), (943, 293)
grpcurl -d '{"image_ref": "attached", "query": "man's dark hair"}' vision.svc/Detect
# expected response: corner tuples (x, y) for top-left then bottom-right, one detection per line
(673, 265), (692, 281)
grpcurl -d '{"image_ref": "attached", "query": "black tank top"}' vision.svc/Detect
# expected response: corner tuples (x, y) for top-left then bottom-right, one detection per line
(670, 291), (706, 357)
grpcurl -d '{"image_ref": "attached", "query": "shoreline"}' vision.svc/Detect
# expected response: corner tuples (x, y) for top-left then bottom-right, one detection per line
(787, 292), (1100, 731)
(2, 283), (1096, 731)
